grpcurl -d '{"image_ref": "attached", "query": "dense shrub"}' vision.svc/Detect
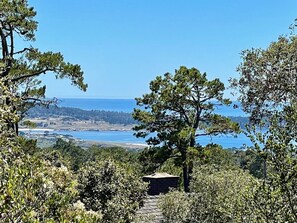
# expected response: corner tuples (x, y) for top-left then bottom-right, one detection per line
(77, 160), (147, 223)
(0, 138), (101, 222)
(159, 165), (258, 223)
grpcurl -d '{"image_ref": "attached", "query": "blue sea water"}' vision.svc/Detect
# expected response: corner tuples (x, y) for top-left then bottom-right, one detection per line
(53, 98), (251, 148)
(55, 130), (144, 144)
(58, 98), (137, 113)
(57, 98), (247, 116)
(52, 130), (251, 148)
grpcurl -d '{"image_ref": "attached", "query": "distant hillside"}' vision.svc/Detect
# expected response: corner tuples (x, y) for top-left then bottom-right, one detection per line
(26, 106), (137, 125)
(25, 106), (249, 128)
(228, 116), (249, 129)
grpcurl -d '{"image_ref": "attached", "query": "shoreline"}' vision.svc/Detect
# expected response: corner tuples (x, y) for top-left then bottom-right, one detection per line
(19, 128), (133, 132)
(77, 140), (148, 149)
(21, 128), (148, 150)
(20, 117), (134, 132)
(19, 128), (55, 132)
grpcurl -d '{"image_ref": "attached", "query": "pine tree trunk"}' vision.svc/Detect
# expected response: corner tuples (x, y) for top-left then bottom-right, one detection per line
(181, 149), (189, 192)
(15, 122), (19, 136)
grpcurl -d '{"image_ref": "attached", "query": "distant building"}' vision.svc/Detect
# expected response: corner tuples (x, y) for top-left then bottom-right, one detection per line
(143, 172), (179, 195)
(137, 173), (179, 222)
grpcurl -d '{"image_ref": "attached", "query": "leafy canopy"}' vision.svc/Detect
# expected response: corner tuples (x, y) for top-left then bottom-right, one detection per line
(0, 0), (87, 130)
(232, 24), (297, 221)
(231, 33), (297, 123)
(133, 66), (239, 147)
(77, 160), (147, 223)
(159, 165), (258, 223)
(133, 66), (240, 191)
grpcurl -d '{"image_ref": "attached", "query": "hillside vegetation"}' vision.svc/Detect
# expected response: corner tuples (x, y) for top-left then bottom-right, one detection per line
(25, 105), (249, 128)
(0, 1), (296, 222)
(26, 105), (138, 125)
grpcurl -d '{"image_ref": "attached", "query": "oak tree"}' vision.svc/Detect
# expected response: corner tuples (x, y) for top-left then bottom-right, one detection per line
(233, 26), (297, 221)
(231, 33), (297, 123)
(245, 106), (297, 221)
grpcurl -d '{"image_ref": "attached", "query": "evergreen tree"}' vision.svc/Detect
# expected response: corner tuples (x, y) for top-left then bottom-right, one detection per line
(0, 0), (87, 133)
(133, 66), (240, 191)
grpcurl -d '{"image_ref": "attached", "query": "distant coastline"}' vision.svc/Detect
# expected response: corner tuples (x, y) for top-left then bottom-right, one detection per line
(20, 117), (134, 132)
(20, 98), (250, 148)
(19, 128), (54, 132)
(21, 129), (148, 150)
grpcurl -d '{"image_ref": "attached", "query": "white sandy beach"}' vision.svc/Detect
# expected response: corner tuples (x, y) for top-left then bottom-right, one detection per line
(19, 128), (54, 132)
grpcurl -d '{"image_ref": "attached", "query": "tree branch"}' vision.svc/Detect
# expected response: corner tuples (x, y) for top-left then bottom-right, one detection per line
(11, 68), (54, 82)
(13, 47), (34, 55)
(0, 24), (8, 60)
(195, 129), (235, 137)
(9, 24), (13, 57)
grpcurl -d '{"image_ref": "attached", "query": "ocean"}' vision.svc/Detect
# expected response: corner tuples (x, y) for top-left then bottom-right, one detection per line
(52, 98), (251, 148)
(58, 98), (137, 113)
(57, 98), (247, 117)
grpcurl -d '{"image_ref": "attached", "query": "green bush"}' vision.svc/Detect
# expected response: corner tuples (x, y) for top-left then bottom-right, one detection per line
(159, 165), (258, 223)
(77, 160), (147, 223)
(0, 138), (101, 222)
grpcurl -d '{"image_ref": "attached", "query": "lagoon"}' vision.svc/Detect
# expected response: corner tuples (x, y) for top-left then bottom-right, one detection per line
(24, 129), (253, 149)
(24, 98), (252, 148)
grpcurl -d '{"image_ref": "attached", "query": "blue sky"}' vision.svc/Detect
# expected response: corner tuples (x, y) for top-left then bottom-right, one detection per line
(28, 0), (297, 99)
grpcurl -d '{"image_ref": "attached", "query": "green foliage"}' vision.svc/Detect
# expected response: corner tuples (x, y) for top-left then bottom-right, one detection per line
(159, 166), (258, 223)
(0, 0), (87, 132)
(189, 166), (257, 222)
(137, 146), (173, 174)
(77, 160), (147, 223)
(234, 148), (265, 178)
(228, 116), (249, 129)
(244, 180), (296, 223)
(196, 143), (236, 167)
(26, 105), (137, 125)
(139, 144), (237, 188)
(244, 106), (297, 221)
(52, 138), (89, 171)
(133, 66), (240, 191)
(158, 158), (183, 179)
(133, 66), (239, 146)
(231, 33), (297, 123)
(0, 138), (100, 222)
(0, 78), (21, 132)
(233, 27), (297, 221)
(17, 137), (41, 156)
(21, 120), (37, 129)
(0, 86), (101, 222)
(159, 190), (192, 222)
(88, 145), (142, 172)
(47, 139), (142, 172)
